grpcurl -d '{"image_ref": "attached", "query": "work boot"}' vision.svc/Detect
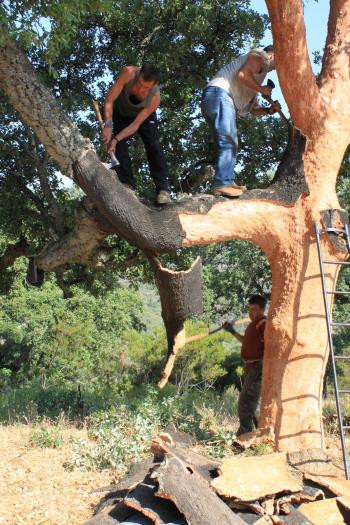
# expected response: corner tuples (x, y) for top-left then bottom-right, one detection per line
(212, 186), (244, 198)
(156, 190), (171, 205)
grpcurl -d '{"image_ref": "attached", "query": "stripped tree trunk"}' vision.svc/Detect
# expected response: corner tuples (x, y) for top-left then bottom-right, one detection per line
(0, 1), (349, 450)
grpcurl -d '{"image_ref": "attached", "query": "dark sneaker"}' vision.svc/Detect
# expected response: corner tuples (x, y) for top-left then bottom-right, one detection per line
(156, 191), (171, 204)
(212, 186), (243, 198)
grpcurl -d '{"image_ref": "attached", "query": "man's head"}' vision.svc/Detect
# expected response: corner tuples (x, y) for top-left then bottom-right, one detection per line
(134, 63), (160, 98)
(247, 294), (267, 321)
(263, 44), (275, 70)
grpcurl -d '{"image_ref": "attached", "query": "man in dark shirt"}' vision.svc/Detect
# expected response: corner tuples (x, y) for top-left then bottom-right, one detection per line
(224, 294), (267, 436)
(101, 64), (171, 204)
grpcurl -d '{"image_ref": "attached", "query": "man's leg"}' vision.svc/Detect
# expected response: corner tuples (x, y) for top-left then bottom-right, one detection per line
(113, 114), (135, 189)
(137, 112), (170, 194)
(236, 363), (262, 436)
(201, 87), (238, 190)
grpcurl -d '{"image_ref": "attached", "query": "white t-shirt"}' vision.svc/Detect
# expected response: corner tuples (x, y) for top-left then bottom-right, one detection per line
(207, 49), (270, 116)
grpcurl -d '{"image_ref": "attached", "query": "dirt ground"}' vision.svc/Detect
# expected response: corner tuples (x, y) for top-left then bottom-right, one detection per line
(0, 423), (115, 525)
(0, 422), (348, 525)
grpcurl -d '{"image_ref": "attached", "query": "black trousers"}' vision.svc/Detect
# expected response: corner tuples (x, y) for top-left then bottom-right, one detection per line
(113, 111), (169, 193)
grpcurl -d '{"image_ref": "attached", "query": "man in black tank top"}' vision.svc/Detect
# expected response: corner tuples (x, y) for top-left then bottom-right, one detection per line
(102, 64), (171, 204)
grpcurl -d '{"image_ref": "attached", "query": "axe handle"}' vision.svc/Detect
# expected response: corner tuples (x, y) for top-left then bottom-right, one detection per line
(263, 94), (290, 125)
(92, 100), (104, 130)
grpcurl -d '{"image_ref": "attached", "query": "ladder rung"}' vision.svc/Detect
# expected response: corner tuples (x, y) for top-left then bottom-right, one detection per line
(339, 390), (350, 394)
(331, 322), (350, 327)
(319, 228), (347, 234)
(335, 356), (350, 360)
(322, 260), (350, 266)
(327, 291), (350, 295)
(343, 426), (350, 430)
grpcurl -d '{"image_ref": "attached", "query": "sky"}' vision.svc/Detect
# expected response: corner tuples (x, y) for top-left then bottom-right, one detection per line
(250, 0), (330, 115)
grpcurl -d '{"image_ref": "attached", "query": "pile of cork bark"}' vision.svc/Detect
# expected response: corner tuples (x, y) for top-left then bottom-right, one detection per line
(85, 424), (350, 525)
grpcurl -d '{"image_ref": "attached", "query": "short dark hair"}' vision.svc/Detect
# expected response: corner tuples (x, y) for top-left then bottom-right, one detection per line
(263, 45), (274, 53)
(140, 63), (160, 83)
(248, 294), (267, 309)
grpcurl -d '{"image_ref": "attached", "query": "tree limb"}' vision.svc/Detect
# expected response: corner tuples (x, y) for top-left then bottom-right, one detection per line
(265, 0), (321, 134)
(319, 1), (350, 108)
(0, 238), (29, 271)
(35, 199), (111, 271)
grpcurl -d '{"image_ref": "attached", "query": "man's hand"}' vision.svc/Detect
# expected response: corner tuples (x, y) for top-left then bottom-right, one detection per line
(259, 84), (273, 97)
(102, 126), (113, 145)
(223, 320), (236, 334)
(107, 137), (118, 155)
(268, 100), (282, 114)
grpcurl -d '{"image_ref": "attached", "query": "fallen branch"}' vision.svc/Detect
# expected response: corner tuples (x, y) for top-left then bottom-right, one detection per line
(158, 317), (250, 389)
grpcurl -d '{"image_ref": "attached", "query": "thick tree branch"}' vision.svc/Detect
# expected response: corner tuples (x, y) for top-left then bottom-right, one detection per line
(0, 238), (29, 271)
(320, 0), (350, 85)
(265, 0), (322, 134)
(35, 200), (110, 271)
(0, 31), (92, 177)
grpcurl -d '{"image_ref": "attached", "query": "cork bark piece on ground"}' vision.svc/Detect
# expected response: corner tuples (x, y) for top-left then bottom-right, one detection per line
(160, 422), (196, 448)
(151, 436), (220, 482)
(211, 453), (303, 501)
(277, 505), (316, 525)
(93, 457), (157, 515)
(124, 480), (187, 525)
(274, 484), (324, 514)
(303, 474), (350, 497)
(233, 427), (275, 450)
(93, 457), (156, 495)
(336, 497), (350, 523)
(84, 501), (135, 524)
(153, 455), (247, 525)
(287, 448), (344, 477)
(299, 498), (347, 524)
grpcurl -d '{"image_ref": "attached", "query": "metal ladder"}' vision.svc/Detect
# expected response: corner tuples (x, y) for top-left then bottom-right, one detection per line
(315, 222), (350, 479)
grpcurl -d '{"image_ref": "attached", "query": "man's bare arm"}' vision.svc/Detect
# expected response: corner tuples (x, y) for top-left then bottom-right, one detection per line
(251, 101), (281, 116)
(237, 54), (272, 97)
(101, 66), (136, 144)
(107, 91), (160, 154)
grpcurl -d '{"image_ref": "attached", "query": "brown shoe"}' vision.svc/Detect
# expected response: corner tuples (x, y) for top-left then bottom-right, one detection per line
(213, 186), (243, 198)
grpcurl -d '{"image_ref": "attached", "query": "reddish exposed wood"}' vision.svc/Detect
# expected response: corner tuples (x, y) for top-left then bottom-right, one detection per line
(265, 0), (321, 135)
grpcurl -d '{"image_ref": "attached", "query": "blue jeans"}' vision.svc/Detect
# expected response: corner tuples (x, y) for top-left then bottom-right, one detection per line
(201, 86), (238, 188)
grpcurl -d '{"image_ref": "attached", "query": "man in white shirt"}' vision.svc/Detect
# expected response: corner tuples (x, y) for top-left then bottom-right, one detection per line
(201, 46), (280, 198)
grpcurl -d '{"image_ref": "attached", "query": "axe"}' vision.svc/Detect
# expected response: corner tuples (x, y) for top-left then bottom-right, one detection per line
(92, 100), (119, 167)
(263, 79), (290, 125)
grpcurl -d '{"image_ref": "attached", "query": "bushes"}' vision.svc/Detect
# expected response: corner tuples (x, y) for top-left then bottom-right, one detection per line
(66, 386), (240, 472)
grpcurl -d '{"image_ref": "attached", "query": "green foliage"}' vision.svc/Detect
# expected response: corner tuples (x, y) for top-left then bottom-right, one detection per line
(29, 424), (63, 448)
(243, 442), (273, 456)
(66, 385), (239, 471)
(0, 259), (145, 391)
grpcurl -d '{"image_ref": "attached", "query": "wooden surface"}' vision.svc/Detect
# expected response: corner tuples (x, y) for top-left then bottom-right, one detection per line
(154, 455), (247, 525)
(212, 453), (302, 501)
